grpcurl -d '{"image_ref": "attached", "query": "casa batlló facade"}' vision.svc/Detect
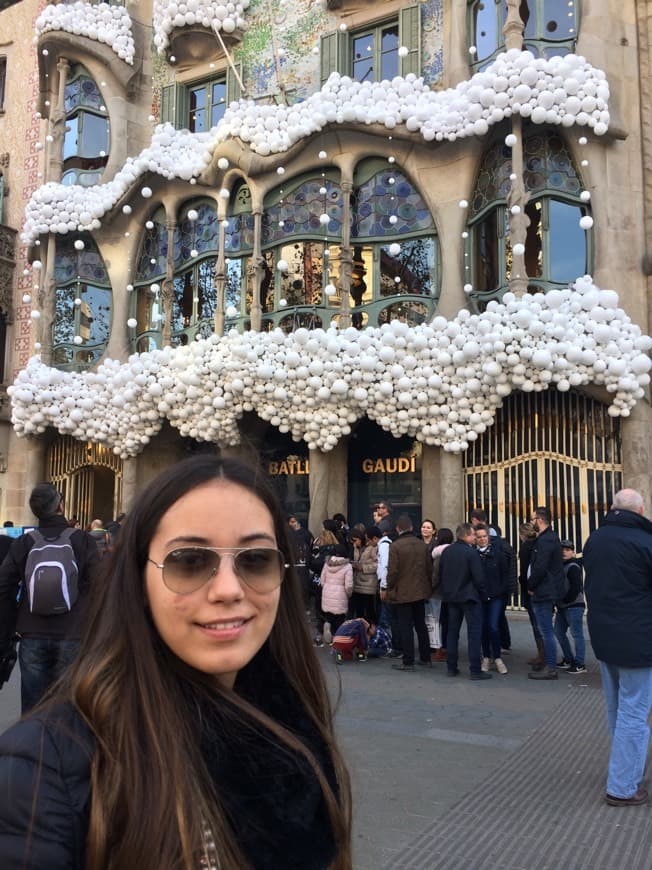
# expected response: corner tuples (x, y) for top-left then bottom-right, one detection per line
(0, 0), (650, 551)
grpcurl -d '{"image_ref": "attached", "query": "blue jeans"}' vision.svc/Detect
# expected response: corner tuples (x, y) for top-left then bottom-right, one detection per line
(599, 662), (652, 798)
(531, 601), (556, 668)
(447, 601), (483, 675)
(554, 606), (585, 666)
(481, 597), (503, 659)
(19, 636), (80, 714)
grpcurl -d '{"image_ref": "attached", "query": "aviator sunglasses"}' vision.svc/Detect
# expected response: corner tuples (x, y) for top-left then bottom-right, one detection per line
(148, 546), (289, 595)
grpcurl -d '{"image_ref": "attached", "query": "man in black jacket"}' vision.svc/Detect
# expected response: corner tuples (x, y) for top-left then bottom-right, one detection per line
(584, 488), (652, 807)
(440, 523), (491, 680)
(0, 484), (99, 712)
(527, 506), (566, 681)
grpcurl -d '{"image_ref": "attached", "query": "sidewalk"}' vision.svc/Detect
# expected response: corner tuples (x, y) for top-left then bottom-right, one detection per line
(322, 612), (652, 870)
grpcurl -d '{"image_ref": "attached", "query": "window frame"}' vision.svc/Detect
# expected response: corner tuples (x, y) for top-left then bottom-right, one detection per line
(468, 0), (579, 69)
(320, 5), (421, 84)
(161, 63), (242, 130)
(0, 56), (6, 113)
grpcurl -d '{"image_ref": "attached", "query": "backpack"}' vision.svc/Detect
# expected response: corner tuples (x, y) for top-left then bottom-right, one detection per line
(24, 528), (80, 616)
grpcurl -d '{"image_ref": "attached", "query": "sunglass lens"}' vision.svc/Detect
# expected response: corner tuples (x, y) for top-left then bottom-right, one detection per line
(164, 548), (218, 591)
(235, 548), (284, 588)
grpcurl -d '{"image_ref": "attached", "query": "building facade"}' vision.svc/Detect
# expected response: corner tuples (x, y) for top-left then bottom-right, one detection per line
(0, 0), (650, 549)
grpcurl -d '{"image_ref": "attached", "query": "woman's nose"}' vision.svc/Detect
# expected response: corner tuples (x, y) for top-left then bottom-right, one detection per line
(205, 554), (245, 601)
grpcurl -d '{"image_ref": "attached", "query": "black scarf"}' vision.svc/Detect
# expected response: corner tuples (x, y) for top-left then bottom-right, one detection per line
(196, 650), (338, 870)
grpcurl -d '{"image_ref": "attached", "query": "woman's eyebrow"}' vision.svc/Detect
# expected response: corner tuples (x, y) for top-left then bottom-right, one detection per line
(163, 532), (277, 548)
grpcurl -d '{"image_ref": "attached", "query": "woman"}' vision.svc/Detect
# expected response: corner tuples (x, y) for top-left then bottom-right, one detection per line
(428, 527), (454, 661)
(420, 518), (437, 557)
(350, 526), (380, 625)
(0, 456), (352, 869)
(519, 520), (543, 668)
(320, 550), (353, 643)
(475, 524), (510, 674)
(310, 520), (347, 645)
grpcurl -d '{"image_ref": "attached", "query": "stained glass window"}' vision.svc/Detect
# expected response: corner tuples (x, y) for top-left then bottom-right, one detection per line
(174, 201), (218, 268)
(263, 177), (343, 245)
(63, 65), (109, 186)
(53, 236), (111, 369)
(135, 208), (168, 281)
(352, 169), (433, 238)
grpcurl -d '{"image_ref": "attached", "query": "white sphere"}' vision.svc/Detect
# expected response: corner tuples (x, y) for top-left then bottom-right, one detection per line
(74, 239), (85, 251)
(141, 187), (153, 198)
(187, 209), (199, 221)
(579, 215), (594, 230)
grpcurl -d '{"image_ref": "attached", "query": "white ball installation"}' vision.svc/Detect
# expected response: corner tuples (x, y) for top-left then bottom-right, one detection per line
(151, 0), (250, 54)
(35, 2), (135, 65)
(21, 52), (612, 244)
(9, 278), (650, 457)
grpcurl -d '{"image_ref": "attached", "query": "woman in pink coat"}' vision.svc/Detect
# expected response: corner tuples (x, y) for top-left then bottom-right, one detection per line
(320, 555), (353, 643)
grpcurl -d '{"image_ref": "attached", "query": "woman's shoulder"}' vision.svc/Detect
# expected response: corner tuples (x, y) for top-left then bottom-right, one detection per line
(0, 701), (94, 787)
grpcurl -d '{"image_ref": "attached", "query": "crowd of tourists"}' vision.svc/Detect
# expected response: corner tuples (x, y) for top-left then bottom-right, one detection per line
(288, 503), (586, 680)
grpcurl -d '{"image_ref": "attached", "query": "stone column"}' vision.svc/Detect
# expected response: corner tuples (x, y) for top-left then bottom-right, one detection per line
(438, 450), (465, 530)
(506, 115), (530, 296)
(421, 445), (440, 524)
(621, 401), (652, 509)
(308, 441), (349, 536)
(36, 234), (57, 364)
(46, 57), (69, 182)
(338, 180), (353, 328)
(4, 432), (48, 525)
(120, 456), (139, 513)
(249, 209), (263, 331)
(214, 213), (227, 336)
(161, 218), (176, 346)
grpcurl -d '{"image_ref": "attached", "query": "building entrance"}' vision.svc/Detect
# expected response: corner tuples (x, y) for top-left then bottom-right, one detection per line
(347, 419), (422, 530)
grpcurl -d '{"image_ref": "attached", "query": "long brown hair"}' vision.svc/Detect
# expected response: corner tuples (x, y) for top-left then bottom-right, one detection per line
(64, 455), (352, 868)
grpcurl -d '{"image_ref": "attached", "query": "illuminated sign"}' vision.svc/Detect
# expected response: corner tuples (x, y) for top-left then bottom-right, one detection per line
(267, 458), (310, 475)
(361, 456), (417, 474)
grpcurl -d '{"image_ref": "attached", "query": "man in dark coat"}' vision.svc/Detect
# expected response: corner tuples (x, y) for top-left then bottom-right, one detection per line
(440, 523), (491, 680)
(0, 484), (99, 713)
(385, 514), (432, 672)
(584, 488), (652, 807)
(527, 505), (566, 681)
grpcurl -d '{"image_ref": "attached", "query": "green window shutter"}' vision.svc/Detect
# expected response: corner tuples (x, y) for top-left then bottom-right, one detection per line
(226, 62), (243, 105)
(174, 82), (189, 130)
(160, 84), (175, 125)
(320, 31), (350, 84)
(160, 83), (189, 129)
(399, 4), (421, 77)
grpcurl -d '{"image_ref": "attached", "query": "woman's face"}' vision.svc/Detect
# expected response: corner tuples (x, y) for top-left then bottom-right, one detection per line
(145, 480), (281, 689)
(421, 521), (435, 539)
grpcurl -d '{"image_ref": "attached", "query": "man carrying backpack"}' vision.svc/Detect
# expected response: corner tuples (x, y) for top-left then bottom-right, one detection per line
(0, 484), (99, 712)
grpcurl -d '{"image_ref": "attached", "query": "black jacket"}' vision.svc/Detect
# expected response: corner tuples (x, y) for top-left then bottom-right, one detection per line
(528, 526), (565, 603)
(439, 540), (487, 604)
(0, 515), (99, 648)
(477, 542), (510, 598)
(0, 655), (338, 869)
(584, 509), (652, 668)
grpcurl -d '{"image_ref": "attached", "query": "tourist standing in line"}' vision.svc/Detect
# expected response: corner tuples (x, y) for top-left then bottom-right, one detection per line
(554, 540), (586, 674)
(584, 488), (652, 807)
(527, 506), (566, 682)
(385, 515), (432, 672)
(440, 523), (491, 681)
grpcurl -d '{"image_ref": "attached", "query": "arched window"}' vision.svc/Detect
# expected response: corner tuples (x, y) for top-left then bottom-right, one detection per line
(261, 173), (343, 332)
(62, 65), (110, 187)
(53, 235), (111, 369)
(133, 206), (168, 352)
(467, 128), (591, 303)
(171, 200), (218, 344)
(351, 160), (439, 327)
(468, 0), (578, 69)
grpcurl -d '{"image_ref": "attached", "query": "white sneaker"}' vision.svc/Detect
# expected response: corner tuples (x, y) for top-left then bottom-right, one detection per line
(322, 622), (332, 645)
(481, 657), (491, 672)
(495, 657), (508, 674)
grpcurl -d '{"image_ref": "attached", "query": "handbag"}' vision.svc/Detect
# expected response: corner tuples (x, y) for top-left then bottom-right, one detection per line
(0, 635), (18, 688)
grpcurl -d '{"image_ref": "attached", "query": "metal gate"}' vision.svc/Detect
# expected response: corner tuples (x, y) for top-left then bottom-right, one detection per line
(464, 389), (622, 558)
(46, 436), (123, 530)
